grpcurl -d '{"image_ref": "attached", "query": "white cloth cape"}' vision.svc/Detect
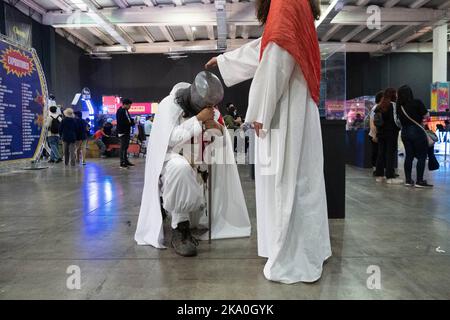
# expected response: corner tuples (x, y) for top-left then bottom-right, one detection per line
(135, 83), (251, 248)
(218, 39), (332, 284)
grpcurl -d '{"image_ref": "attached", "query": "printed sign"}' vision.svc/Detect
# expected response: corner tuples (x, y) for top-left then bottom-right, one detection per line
(0, 37), (47, 163)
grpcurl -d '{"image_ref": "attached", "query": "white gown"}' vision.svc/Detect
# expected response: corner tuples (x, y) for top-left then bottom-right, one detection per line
(135, 83), (251, 248)
(218, 39), (332, 284)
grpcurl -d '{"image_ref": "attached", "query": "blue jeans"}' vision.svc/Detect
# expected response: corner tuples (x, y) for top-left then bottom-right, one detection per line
(47, 136), (61, 161)
(401, 125), (427, 183)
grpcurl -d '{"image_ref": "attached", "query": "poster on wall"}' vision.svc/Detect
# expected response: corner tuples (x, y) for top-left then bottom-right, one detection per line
(430, 82), (449, 112)
(4, 4), (32, 48)
(0, 36), (47, 164)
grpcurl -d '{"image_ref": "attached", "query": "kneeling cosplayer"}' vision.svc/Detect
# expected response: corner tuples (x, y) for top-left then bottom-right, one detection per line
(135, 71), (251, 256)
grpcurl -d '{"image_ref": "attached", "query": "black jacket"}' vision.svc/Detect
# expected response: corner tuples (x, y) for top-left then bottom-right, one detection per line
(75, 118), (88, 141)
(59, 117), (78, 143)
(116, 107), (134, 135)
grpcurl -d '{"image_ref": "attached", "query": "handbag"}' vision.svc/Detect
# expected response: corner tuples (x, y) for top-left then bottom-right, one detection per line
(400, 106), (438, 147)
(428, 146), (440, 171)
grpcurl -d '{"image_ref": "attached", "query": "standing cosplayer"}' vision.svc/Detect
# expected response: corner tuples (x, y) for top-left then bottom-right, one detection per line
(135, 72), (251, 257)
(206, 0), (331, 283)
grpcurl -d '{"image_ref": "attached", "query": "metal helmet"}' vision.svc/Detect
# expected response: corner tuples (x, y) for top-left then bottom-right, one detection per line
(190, 71), (224, 113)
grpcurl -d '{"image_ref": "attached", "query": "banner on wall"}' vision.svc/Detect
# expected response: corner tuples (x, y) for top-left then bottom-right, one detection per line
(102, 95), (157, 115)
(0, 36), (47, 164)
(430, 82), (449, 112)
(4, 5), (32, 48)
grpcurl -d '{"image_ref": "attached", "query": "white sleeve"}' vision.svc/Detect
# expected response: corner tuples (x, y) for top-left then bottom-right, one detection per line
(245, 42), (295, 129)
(168, 116), (203, 149)
(217, 38), (261, 87)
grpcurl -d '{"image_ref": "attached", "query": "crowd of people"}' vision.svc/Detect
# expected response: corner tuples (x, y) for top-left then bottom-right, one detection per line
(368, 85), (436, 188)
(44, 98), (154, 168)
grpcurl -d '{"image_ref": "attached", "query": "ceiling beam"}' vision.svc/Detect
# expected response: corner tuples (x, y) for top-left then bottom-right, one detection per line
(360, 24), (391, 43)
(94, 40), (393, 54)
(355, 0), (370, 6)
(384, 0), (401, 8)
(159, 26), (174, 42)
(341, 25), (365, 42)
(140, 26), (155, 43)
(172, 0), (183, 6)
(88, 27), (116, 45)
(142, 0), (155, 6)
(183, 25), (195, 41)
(228, 24), (237, 39)
(20, 0), (47, 15)
(49, 0), (72, 12)
(207, 25), (215, 40)
(241, 25), (249, 39)
(44, 2), (259, 27)
(62, 27), (96, 48)
(321, 24), (343, 41)
(409, 0), (430, 9)
(332, 6), (447, 25)
(381, 26), (415, 44)
(113, 0), (129, 9)
(316, 0), (345, 28)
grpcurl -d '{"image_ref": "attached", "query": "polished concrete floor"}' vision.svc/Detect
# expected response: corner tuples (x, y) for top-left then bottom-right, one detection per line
(0, 157), (449, 300)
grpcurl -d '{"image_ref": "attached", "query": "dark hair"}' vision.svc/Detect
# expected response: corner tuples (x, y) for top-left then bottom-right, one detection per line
(226, 102), (234, 109)
(146, 116), (151, 120)
(257, 0), (321, 25)
(74, 111), (82, 118)
(378, 88), (396, 113)
(122, 98), (132, 105)
(375, 91), (384, 104)
(175, 88), (196, 118)
(49, 106), (57, 113)
(397, 85), (414, 107)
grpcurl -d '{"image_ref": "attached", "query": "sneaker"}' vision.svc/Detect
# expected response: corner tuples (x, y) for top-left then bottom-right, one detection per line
(120, 163), (129, 169)
(375, 177), (384, 183)
(55, 159), (62, 163)
(48, 159), (55, 163)
(82, 161), (87, 166)
(126, 161), (135, 167)
(171, 221), (198, 257)
(404, 180), (415, 187)
(386, 178), (403, 185)
(415, 181), (433, 188)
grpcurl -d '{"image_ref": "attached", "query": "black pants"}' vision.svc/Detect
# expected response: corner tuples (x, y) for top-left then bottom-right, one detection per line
(375, 134), (397, 179)
(120, 134), (130, 164)
(401, 126), (427, 183)
(370, 138), (378, 167)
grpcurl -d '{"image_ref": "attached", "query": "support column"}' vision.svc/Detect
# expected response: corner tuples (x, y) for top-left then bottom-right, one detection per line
(432, 24), (447, 82)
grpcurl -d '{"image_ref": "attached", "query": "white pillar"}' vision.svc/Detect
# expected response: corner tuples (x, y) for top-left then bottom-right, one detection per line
(432, 24), (448, 83)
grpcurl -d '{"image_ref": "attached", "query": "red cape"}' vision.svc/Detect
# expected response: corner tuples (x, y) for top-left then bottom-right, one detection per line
(260, 0), (321, 105)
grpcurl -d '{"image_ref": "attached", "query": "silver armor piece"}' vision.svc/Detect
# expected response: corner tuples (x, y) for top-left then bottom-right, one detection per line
(190, 71), (224, 112)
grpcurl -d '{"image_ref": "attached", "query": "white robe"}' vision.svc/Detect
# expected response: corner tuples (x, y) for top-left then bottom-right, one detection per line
(135, 83), (251, 248)
(218, 39), (332, 284)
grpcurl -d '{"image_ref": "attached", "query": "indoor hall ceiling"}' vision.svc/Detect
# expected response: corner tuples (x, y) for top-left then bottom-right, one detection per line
(4, 0), (450, 56)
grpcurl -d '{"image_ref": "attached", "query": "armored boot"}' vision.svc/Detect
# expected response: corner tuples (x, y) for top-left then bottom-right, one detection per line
(171, 221), (198, 257)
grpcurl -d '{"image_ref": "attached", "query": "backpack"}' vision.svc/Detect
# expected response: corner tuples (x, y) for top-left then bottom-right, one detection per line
(50, 115), (61, 134)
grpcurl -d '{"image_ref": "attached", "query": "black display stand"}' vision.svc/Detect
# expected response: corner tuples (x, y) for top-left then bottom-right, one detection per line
(321, 119), (346, 219)
(345, 128), (373, 168)
(247, 119), (346, 219)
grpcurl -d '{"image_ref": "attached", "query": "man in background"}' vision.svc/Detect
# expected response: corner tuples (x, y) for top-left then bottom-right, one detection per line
(116, 98), (135, 168)
(144, 115), (153, 138)
(46, 106), (62, 163)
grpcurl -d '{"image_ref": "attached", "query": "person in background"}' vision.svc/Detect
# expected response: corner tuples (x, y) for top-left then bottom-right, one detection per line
(94, 127), (109, 158)
(223, 103), (243, 130)
(352, 113), (364, 129)
(397, 85), (432, 188)
(46, 106), (63, 163)
(116, 98), (135, 168)
(374, 88), (402, 184)
(444, 120), (450, 131)
(369, 91), (384, 175)
(103, 118), (113, 136)
(74, 111), (89, 166)
(59, 108), (78, 166)
(144, 115), (153, 138)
